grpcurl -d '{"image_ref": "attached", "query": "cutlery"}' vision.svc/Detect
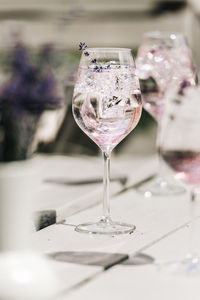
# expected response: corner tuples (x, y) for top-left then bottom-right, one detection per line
(44, 176), (128, 186)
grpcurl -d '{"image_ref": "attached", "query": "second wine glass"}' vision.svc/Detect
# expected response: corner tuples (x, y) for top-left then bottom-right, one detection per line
(136, 31), (196, 196)
(72, 48), (142, 235)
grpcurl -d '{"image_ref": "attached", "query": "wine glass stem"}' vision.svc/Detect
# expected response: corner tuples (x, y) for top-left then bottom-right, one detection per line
(102, 151), (111, 222)
(156, 120), (165, 179)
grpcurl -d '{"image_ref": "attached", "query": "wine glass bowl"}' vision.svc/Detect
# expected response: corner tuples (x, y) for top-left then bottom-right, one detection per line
(136, 31), (195, 122)
(73, 48), (142, 154)
(72, 48), (142, 235)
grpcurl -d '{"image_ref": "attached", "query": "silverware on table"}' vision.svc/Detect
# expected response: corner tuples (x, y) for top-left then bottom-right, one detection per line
(44, 176), (128, 186)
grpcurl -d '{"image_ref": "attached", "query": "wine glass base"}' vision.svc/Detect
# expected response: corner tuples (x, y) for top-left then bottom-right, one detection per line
(136, 176), (185, 197)
(159, 255), (200, 275)
(75, 219), (136, 235)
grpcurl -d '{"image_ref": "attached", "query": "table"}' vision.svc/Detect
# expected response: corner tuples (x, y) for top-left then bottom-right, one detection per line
(32, 154), (200, 300)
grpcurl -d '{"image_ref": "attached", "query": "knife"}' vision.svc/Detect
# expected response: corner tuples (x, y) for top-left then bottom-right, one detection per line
(44, 176), (128, 186)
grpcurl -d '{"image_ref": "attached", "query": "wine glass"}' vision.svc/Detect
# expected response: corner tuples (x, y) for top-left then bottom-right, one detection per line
(72, 48), (142, 235)
(160, 84), (200, 273)
(136, 31), (196, 196)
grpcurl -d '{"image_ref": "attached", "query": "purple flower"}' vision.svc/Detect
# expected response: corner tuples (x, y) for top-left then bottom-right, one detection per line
(93, 65), (99, 72)
(79, 42), (87, 51)
(0, 43), (63, 161)
(93, 64), (111, 72)
(0, 44), (61, 113)
(91, 58), (97, 63)
(93, 65), (103, 72)
(84, 51), (90, 56)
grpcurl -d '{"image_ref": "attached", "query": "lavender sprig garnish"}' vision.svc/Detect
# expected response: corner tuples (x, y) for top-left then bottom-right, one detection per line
(93, 64), (111, 72)
(79, 42), (112, 72)
(93, 65), (103, 72)
(79, 42), (90, 56)
(79, 42), (87, 51)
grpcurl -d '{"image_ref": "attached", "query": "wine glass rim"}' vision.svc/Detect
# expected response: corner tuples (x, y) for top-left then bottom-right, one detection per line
(86, 47), (132, 52)
(143, 31), (184, 39)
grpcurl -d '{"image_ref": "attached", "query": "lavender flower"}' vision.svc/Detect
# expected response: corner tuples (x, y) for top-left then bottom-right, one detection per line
(0, 44), (61, 113)
(79, 42), (87, 51)
(0, 43), (61, 161)
(93, 65), (103, 72)
(84, 51), (90, 56)
(91, 58), (97, 63)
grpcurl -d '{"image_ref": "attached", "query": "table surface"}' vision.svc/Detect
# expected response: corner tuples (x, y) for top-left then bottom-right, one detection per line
(32, 154), (200, 300)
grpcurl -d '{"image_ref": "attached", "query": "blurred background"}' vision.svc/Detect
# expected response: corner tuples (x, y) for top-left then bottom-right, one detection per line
(0, 0), (199, 158)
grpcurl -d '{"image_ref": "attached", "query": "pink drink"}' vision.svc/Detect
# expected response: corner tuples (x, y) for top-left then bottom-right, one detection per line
(73, 65), (142, 153)
(136, 44), (195, 120)
(162, 150), (200, 184)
